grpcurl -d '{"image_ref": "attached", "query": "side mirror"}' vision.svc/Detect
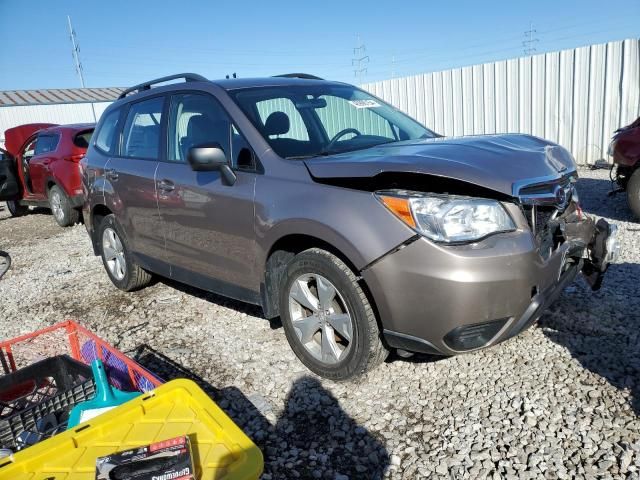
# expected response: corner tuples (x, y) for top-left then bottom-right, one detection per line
(187, 142), (236, 185)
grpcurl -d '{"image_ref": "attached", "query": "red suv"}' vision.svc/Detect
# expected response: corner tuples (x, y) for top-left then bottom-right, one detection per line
(0, 123), (94, 226)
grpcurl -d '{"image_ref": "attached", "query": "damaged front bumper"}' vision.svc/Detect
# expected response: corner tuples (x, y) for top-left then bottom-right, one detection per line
(362, 201), (620, 356)
(558, 203), (620, 290)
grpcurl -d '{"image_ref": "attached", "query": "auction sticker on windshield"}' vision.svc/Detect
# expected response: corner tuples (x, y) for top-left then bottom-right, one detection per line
(348, 99), (381, 108)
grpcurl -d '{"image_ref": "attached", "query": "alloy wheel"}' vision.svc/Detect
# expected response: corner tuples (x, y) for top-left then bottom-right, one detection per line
(102, 227), (126, 281)
(50, 191), (64, 222)
(288, 273), (354, 364)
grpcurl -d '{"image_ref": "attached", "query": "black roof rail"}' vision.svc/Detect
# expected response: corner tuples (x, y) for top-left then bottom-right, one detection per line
(273, 73), (324, 80)
(118, 73), (207, 99)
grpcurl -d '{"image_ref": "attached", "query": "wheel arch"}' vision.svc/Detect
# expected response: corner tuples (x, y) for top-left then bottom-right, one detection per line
(261, 233), (383, 334)
(45, 178), (57, 194)
(89, 204), (113, 254)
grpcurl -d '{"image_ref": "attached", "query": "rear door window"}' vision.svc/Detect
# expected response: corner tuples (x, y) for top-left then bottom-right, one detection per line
(94, 109), (121, 154)
(121, 97), (164, 159)
(34, 135), (59, 155)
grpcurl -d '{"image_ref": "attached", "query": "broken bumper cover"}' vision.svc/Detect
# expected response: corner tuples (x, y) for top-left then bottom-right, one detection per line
(362, 211), (619, 356)
(578, 218), (620, 290)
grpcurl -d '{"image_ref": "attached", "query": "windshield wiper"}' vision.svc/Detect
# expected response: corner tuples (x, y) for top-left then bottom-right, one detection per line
(288, 150), (332, 160)
(286, 154), (319, 160)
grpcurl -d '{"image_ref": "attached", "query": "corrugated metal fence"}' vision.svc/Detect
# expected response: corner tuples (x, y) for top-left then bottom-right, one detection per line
(0, 103), (111, 147)
(362, 39), (640, 165)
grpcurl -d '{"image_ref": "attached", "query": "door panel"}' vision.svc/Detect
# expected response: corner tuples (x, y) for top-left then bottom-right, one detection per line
(156, 92), (258, 295)
(28, 156), (54, 197)
(29, 134), (59, 197)
(105, 96), (167, 274)
(156, 163), (257, 289)
(104, 157), (165, 268)
(0, 149), (20, 201)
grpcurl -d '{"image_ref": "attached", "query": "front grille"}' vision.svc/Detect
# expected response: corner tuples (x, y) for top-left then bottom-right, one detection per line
(523, 204), (562, 258)
(515, 174), (577, 258)
(513, 173), (576, 208)
(524, 205), (556, 235)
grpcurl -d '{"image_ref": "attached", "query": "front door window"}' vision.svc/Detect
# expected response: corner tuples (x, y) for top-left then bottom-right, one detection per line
(167, 93), (231, 163)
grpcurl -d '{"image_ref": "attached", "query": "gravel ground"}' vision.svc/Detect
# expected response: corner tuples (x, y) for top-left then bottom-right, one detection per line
(0, 168), (639, 479)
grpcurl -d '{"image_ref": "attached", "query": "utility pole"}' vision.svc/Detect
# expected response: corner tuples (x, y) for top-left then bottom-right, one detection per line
(523, 21), (539, 56)
(352, 35), (369, 86)
(391, 53), (396, 79)
(67, 15), (96, 121)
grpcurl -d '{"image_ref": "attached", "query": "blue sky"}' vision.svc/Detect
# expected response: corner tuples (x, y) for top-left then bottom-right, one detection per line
(0, 0), (638, 90)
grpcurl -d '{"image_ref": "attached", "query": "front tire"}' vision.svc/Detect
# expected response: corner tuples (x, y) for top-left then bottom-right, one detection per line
(279, 248), (388, 381)
(627, 168), (640, 220)
(97, 214), (152, 291)
(49, 185), (79, 227)
(6, 200), (28, 217)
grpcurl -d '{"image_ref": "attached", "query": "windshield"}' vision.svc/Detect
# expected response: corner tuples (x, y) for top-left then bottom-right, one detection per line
(230, 84), (438, 159)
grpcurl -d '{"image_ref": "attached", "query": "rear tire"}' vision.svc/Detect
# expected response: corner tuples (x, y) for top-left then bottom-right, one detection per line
(627, 168), (640, 220)
(279, 248), (388, 381)
(49, 185), (80, 227)
(97, 214), (152, 291)
(6, 200), (28, 217)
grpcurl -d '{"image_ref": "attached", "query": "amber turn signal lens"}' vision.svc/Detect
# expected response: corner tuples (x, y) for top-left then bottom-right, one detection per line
(379, 195), (416, 228)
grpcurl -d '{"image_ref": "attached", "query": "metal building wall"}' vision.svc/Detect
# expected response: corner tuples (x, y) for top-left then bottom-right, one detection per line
(0, 102), (111, 147)
(362, 39), (640, 165)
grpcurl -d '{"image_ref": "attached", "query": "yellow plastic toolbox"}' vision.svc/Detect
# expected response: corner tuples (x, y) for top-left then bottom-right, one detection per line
(0, 379), (263, 480)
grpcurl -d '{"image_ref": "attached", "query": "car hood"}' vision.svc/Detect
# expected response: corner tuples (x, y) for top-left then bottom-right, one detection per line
(304, 134), (576, 197)
(3, 123), (57, 158)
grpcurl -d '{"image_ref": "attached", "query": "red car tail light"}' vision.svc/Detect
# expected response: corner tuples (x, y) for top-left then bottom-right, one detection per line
(64, 153), (86, 162)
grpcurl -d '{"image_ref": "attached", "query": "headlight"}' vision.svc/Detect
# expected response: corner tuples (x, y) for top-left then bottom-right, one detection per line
(376, 191), (516, 243)
(607, 139), (617, 157)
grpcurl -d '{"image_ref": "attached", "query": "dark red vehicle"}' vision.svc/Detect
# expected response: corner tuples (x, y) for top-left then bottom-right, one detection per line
(611, 116), (640, 218)
(0, 123), (94, 226)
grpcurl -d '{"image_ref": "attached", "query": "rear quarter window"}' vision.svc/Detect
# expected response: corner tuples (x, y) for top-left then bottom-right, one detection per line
(73, 130), (94, 148)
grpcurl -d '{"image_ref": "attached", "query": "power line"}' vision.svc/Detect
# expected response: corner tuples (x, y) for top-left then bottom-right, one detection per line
(352, 34), (369, 85)
(77, 20), (637, 71)
(523, 21), (539, 56)
(67, 15), (96, 121)
(67, 16), (86, 88)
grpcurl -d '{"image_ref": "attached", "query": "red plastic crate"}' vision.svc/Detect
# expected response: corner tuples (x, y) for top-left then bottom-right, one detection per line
(0, 320), (161, 393)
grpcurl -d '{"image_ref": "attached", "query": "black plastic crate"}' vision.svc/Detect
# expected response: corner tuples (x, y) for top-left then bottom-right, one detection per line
(0, 355), (96, 450)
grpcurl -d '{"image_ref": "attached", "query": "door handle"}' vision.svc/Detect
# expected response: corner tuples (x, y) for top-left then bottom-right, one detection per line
(105, 168), (119, 181)
(157, 179), (175, 193)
